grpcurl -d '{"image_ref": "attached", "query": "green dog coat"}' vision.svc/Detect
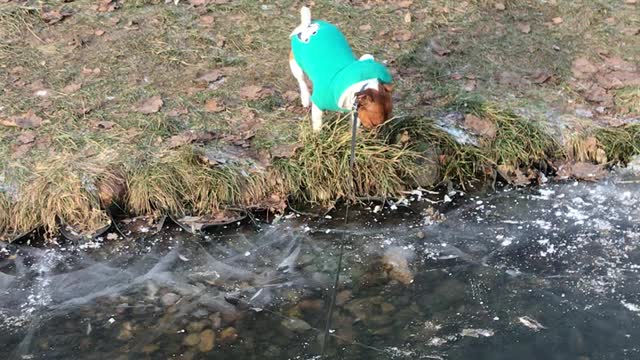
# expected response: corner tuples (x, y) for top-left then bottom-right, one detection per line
(291, 20), (393, 112)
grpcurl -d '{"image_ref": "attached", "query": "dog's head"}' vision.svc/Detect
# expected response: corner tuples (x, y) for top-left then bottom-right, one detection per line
(357, 83), (393, 129)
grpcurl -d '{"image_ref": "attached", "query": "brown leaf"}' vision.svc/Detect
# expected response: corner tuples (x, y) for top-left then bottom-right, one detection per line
(95, 29), (105, 36)
(8, 111), (43, 129)
(16, 131), (36, 145)
(497, 165), (532, 186)
(137, 96), (163, 114)
(166, 130), (218, 149)
(464, 114), (497, 139)
(41, 6), (73, 24)
(397, 0), (413, 8)
(196, 69), (225, 83)
(359, 24), (372, 31)
(583, 84), (613, 104)
(239, 85), (271, 100)
(463, 79), (477, 91)
(97, 0), (118, 12)
(282, 91), (299, 103)
(552, 17), (563, 24)
(603, 56), (637, 72)
(392, 30), (413, 42)
(200, 15), (214, 26)
(516, 23), (531, 34)
(621, 27), (640, 36)
(557, 162), (607, 181)
(270, 143), (301, 159)
(189, 0), (206, 6)
(204, 99), (225, 113)
(495, 3), (506, 10)
(167, 107), (189, 117)
(62, 82), (82, 94)
(528, 69), (552, 84)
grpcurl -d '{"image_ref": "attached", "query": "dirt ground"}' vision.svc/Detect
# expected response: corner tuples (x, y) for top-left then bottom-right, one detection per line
(0, 0), (639, 239)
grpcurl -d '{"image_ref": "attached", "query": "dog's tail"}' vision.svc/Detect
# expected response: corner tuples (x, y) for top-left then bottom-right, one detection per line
(290, 6), (312, 38)
(300, 6), (311, 27)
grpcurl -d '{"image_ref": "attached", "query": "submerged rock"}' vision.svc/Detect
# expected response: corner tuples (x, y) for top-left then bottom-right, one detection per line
(183, 333), (200, 347)
(160, 292), (180, 307)
(199, 329), (216, 352)
(219, 327), (239, 345)
(281, 318), (312, 333)
(382, 247), (414, 285)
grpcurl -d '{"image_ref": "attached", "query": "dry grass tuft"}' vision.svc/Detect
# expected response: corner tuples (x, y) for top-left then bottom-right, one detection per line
(10, 154), (112, 236)
(277, 116), (420, 205)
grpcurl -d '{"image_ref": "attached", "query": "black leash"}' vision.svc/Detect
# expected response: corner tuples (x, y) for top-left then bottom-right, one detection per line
(321, 93), (362, 357)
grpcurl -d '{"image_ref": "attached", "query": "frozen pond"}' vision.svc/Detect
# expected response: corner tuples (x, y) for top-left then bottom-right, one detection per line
(1, 174), (639, 359)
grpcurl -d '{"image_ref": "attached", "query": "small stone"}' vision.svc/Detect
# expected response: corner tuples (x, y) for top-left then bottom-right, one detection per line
(117, 322), (133, 340)
(381, 303), (396, 314)
(161, 292), (180, 307)
(209, 313), (222, 329)
(183, 333), (200, 347)
(336, 290), (352, 306)
(187, 321), (207, 333)
(219, 327), (238, 345)
(199, 329), (215, 352)
(416, 231), (425, 239)
(298, 299), (324, 313)
(281, 318), (312, 333)
(142, 344), (159, 353)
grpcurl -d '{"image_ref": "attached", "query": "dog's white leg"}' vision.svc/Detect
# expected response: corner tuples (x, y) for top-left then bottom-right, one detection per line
(311, 102), (323, 131)
(289, 56), (311, 108)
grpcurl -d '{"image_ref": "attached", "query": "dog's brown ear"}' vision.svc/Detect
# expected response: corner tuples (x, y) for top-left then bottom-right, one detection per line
(357, 91), (373, 106)
(382, 83), (394, 93)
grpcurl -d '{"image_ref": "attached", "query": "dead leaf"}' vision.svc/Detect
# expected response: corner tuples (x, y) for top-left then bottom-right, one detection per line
(41, 6), (73, 24)
(359, 24), (372, 31)
(137, 96), (163, 114)
(496, 165), (534, 186)
(393, 30), (413, 42)
(603, 56), (637, 72)
(97, 0), (118, 12)
(239, 85), (272, 100)
(16, 131), (36, 145)
(552, 17), (563, 25)
(189, 0), (206, 6)
(621, 27), (640, 36)
(62, 82), (82, 93)
(7, 111), (43, 129)
(583, 84), (613, 104)
(205, 99), (225, 113)
(95, 29), (105, 36)
(571, 58), (599, 78)
(283, 91), (299, 103)
(464, 114), (497, 139)
(528, 69), (552, 84)
(196, 69), (225, 83)
(397, 1), (413, 8)
(404, 12), (412, 23)
(557, 162), (607, 181)
(167, 107), (189, 117)
(166, 130), (218, 149)
(463, 79), (477, 91)
(429, 39), (451, 57)
(625, 0), (637, 4)
(200, 15), (214, 26)
(516, 23), (531, 34)
(270, 143), (301, 159)
(495, 3), (505, 10)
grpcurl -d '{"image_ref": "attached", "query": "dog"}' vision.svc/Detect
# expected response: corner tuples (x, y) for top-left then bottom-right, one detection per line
(289, 6), (394, 132)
